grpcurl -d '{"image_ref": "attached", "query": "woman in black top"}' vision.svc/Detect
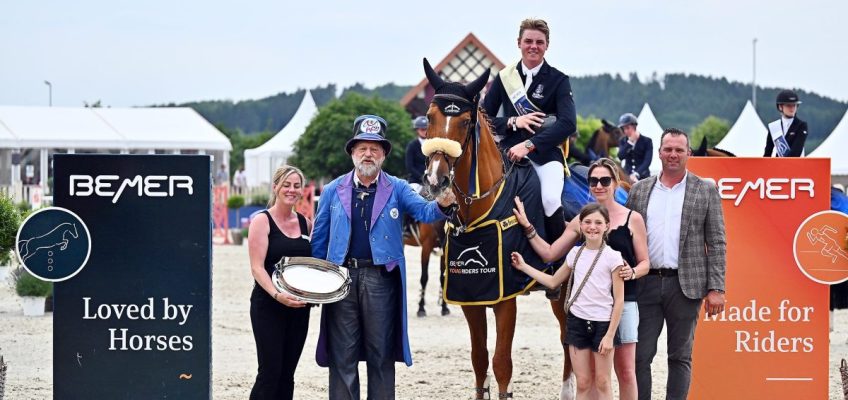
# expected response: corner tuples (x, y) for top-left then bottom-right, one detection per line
(513, 158), (648, 400)
(248, 165), (313, 400)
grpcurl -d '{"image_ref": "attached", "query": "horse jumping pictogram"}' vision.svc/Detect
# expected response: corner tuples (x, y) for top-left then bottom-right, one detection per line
(17, 222), (79, 262)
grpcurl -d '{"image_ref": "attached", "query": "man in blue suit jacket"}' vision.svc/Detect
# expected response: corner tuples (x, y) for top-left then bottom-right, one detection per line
(311, 115), (455, 400)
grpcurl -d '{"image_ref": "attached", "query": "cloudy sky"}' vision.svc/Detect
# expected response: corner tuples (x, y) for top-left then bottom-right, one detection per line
(1, 0), (845, 108)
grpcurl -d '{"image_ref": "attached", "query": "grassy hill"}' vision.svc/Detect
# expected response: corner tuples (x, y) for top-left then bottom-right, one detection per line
(158, 73), (846, 151)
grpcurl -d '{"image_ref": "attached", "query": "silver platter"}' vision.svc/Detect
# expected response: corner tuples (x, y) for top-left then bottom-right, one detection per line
(272, 256), (350, 304)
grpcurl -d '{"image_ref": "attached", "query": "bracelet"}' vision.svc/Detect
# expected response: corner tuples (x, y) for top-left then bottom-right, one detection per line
(523, 225), (536, 235)
(630, 267), (637, 280)
(511, 116), (517, 131)
(526, 230), (537, 240)
(273, 292), (279, 301)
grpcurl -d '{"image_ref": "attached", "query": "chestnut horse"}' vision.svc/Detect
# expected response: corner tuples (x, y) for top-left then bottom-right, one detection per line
(403, 221), (450, 317)
(585, 119), (624, 159)
(420, 59), (569, 399)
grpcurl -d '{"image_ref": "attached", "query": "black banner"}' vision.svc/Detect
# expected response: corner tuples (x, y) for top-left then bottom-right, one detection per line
(53, 154), (211, 399)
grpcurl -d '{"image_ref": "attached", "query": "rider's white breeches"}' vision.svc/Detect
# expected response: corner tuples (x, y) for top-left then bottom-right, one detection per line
(529, 159), (564, 217)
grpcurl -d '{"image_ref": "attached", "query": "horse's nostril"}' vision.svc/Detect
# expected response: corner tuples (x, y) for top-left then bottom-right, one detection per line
(439, 176), (450, 188)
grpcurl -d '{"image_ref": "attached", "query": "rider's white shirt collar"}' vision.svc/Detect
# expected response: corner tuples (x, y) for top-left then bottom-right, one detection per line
(521, 61), (543, 80)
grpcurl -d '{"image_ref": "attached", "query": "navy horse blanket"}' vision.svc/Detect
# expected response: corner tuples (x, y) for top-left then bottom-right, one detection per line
(443, 165), (550, 305)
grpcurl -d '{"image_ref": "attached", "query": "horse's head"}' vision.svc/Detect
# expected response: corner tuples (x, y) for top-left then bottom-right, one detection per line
(420, 58), (490, 197)
(587, 120), (624, 157)
(600, 119), (624, 145)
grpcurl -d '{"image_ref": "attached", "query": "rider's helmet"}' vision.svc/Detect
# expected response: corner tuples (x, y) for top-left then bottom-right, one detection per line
(412, 116), (429, 130)
(776, 90), (802, 111)
(617, 113), (638, 128)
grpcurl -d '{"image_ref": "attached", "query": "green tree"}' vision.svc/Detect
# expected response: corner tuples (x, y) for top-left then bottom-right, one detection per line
(290, 93), (414, 180)
(691, 116), (731, 149)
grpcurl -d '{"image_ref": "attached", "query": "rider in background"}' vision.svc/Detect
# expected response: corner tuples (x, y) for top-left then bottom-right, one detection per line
(405, 116), (429, 193)
(482, 18), (577, 243)
(764, 90), (808, 157)
(616, 113), (653, 183)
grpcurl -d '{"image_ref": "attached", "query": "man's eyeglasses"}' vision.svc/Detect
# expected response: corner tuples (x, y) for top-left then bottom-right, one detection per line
(588, 176), (613, 187)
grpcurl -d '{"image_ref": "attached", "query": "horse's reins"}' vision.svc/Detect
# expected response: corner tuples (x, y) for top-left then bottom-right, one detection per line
(428, 93), (516, 234)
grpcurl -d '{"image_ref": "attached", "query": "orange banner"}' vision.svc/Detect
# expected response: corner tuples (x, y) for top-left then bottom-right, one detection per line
(687, 158), (830, 399)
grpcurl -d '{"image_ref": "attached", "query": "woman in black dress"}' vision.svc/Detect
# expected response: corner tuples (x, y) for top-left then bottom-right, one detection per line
(248, 165), (312, 400)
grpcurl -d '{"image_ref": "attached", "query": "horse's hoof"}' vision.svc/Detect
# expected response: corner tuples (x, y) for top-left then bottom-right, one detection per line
(560, 373), (576, 400)
(417, 308), (426, 318)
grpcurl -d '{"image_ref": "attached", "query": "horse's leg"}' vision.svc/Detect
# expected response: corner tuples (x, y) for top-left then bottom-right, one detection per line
(417, 234), (430, 318)
(492, 298), (516, 397)
(550, 283), (575, 400)
(439, 254), (450, 316)
(461, 305), (490, 398)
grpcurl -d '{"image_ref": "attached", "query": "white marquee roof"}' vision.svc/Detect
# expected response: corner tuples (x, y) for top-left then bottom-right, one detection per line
(0, 106), (231, 151)
(636, 103), (664, 174)
(810, 107), (848, 175)
(244, 91), (317, 186)
(715, 101), (766, 157)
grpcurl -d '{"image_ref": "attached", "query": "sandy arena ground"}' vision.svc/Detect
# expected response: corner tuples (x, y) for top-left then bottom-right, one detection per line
(1, 244), (846, 399)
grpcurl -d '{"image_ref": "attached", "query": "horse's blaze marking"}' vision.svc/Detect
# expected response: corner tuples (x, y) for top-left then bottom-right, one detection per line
(445, 117), (451, 134)
(427, 159), (441, 186)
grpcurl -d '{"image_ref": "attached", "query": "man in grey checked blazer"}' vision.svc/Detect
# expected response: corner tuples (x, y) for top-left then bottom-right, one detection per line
(625, 128), (727, 400)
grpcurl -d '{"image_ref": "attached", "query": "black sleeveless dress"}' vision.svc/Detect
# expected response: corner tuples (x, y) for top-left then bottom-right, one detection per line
(249, 210), (311, 400)
(607, 210), (639, 302)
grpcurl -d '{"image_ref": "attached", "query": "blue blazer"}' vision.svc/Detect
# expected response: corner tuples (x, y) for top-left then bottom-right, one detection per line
(312, 170), (446, 367)
(618, 135), (653, 179)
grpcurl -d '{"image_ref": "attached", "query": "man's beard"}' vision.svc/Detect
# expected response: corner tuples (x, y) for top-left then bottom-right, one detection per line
(354, 157), (383, 177)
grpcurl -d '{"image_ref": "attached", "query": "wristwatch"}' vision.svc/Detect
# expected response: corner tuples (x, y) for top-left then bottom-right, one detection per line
(524, 140), (535, 151)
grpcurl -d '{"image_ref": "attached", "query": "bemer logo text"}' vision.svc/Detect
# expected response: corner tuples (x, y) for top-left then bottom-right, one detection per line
(70, 175), (194, 204)
(704, 177), (814, 206)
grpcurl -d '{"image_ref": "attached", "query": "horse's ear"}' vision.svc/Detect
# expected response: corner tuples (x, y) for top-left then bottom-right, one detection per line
(601, 119), (613, 129)
(423, 58), (444, 91)
(465, 68), (490, 97)
(696, 136), (708, 156)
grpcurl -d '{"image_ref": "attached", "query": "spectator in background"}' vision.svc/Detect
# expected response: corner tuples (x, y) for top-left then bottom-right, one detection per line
(617, 113), (653, 183)
(215, 163), (229, 187)
(764, 90), (808, 157)
(234, 166), (248, 195)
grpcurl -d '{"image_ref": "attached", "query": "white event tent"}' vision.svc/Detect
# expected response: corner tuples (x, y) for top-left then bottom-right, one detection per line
(810, 108), (848, 175)
(0, 106), (231, 198)
(636, 103), (664, 174)
(714, 101), (767, 157)
(244, 91), (317, 187)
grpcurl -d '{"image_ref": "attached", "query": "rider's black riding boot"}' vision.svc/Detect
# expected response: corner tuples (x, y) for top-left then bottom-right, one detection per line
(543, 207), (566, 244)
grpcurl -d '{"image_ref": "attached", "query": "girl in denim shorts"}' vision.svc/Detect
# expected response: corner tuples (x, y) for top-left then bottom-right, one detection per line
(512, 203), (625, 399)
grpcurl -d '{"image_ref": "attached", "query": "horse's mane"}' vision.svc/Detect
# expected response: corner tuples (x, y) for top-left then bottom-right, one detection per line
(479, 107), (496, 135)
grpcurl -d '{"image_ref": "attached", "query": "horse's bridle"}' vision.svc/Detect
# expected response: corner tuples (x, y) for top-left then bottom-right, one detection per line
(427, 93), (516, 233)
